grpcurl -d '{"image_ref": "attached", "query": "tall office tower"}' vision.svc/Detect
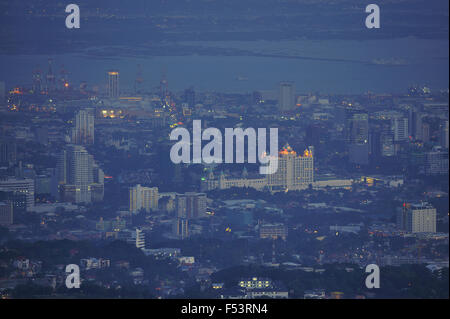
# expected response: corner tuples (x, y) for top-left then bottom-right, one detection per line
(0, 178), (34, 211)
(91, 163), (105, 203)
(391, 117), (409, 142)
(422, 123), (431, 143)
(32, 68), (43, 93)
(173, 218), (189, 239)
(0, 81), (5, 106)
(46, 59), (56, 91)
(134, 64), (144, 94)
(71, 109), (95, 145)
(129, 184), (159, 213)
(380, 131), (395, 157)
(59, 65), (69, 90)
(107, 70), (119, 98)
(56, 149), (67, 189)
(175, 192), (207, 219)
(278, 81), (295, 112)
(409, 110), (423, 140)
(267, 144), (314, 191)
(0, 201), (13, 226)
(0, 139), (17, 166)
(160, 71), (169, 102)
(58, 145), (104, 204)
(34, 127), (49, 145)
(135, 228), (146, 249)
(440, 120), (449, 149)
(424, 147), (449, 175)
(346, 110), (369, 165)
(397, 203), (436, 233)
(66, 145), (93, 203)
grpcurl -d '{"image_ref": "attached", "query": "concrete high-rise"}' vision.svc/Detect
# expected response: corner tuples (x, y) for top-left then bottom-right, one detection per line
(0, 177), (34, 211)
(129, 185), (159, 213)
(346, 109), (369, 165)
(0, 139), (17, 166)
(135, 228), (146, 249)
(57, 145), (104, 204)
(72, 109), (95, 145)
(278, 81), (295, 112)
(397, 202), (436, 233)
(175, 192), (207, 219)
(267, 144), (314, 191)
(107, 70), (119, 98)
(440, 120), (449, 149)
(0, 201), (13, 226)
(173, 218), (189, 239)
(392, 117), (409, 142)
(0, 81), (5, 106)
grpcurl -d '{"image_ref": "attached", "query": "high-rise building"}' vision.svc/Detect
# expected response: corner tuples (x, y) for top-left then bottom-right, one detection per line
(372, 129), (395, 158)
(392, 117), (409, 142)
(57, 145), (104, 204)
(107, 70), (119, 98)
(440, 120), (449, 149)
(267, 144), (314, 191)
(259, 223), (288, 240)
(409, 110), (423, 141)
(422, 123), (430, 143)
(424, 146), (449, 175)
(346, 110), (369, 165)
(0, 201), (13, 226)
(175, 192), (207, 219)
(0, 81), (5, 106)
(135, 228), (146, 249)
(71, 109), (95, 145)
(278, 81), (295, 112)
(46, 59), (56, 91)
(173, 218), (189, 239)
(0, 139), (17, 166)
(397, 202), (436, 233)
(0, 177), (34, 211)
(129, 185), (159, 213)
(414, 114), (424, 140)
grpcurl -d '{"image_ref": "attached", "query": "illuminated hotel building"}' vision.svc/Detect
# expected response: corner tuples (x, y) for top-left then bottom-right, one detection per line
(267, 144), (314, 191)
(129, 184), (159, 213)
(107, 71), (119, 98)
(203, 144), (314, 192)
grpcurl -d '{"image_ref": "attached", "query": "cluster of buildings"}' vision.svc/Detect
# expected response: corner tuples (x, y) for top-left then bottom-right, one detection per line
(0, 64), (448, 299)
(203, 144), (314, 192)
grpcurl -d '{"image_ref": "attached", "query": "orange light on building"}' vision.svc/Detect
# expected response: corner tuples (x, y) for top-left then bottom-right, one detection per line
(279, 145), (297, 156)
(64, 82), (69, 88)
